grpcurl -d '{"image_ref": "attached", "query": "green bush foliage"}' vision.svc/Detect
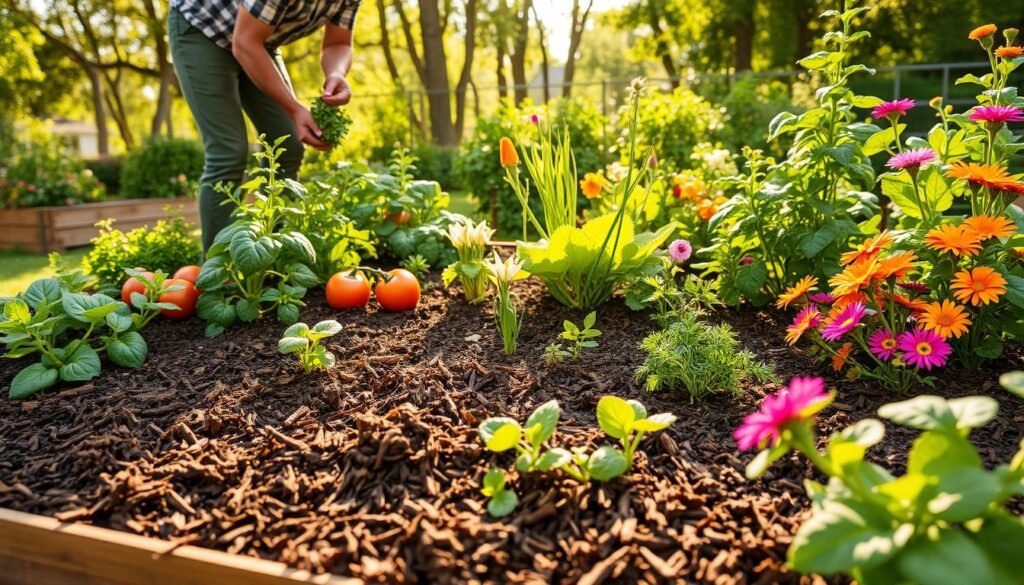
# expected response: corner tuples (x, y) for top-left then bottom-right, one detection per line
(82, 212), (201, 289)
(83, 156), (123, 194)
(635, 310), (775, 400)
(0, 137), (105, 207)
(720, 75), (800, 157)
(627, 87), (725, 171)
(120, 137), (203, 199)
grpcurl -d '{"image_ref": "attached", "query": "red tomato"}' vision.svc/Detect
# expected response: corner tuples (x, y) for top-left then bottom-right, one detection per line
(326, 270), (371, 310)
(387, 210), (411, 226)
(173, 265), (202, 284)
(375, 269), (420, 312)
(121, 271), (155, 304)
(158, 278), (200, 320)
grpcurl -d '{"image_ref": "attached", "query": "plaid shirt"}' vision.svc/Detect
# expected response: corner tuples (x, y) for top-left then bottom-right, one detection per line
(171, 0), (360, 49)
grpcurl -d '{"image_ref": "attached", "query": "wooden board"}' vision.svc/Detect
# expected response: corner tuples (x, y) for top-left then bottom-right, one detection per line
(0, 508), (361, 585)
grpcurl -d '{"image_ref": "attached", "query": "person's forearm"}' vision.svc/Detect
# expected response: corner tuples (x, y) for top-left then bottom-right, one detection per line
(233, 41), (302, 114)
(321, 43), (352, 78)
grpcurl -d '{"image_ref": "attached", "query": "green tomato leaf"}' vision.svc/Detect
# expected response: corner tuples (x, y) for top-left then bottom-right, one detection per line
(106, 331), (148, 368)
(277, 302), (300, 325)
(277, 336), (308, 355)
(23, 278), (63, 310)
(597, 396), (637, 440)
(524, 400), (561, 447)
(788, 499), (913, 575)
(898, 528), (1014, 585)
(58, 343), (101, 382)
(9, 363), (59, 399)
(534, 448), (572, 472)
(486, 423), (522, 453)
(236, 299), (260, 322)
(877, 395), (957, 432)
(486, 488), (518, 518)
(586, 445), (629, 481)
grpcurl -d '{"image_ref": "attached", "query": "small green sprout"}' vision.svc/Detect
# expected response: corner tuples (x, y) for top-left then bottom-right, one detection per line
(277, 320), (342, 373)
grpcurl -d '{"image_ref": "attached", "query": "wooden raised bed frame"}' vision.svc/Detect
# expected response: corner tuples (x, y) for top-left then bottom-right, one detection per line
(0, 197), (198, 254)
(0, 508), (360, 585)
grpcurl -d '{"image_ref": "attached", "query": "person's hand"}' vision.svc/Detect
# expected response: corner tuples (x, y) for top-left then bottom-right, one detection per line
(322, 74), (352, 106)
(289, 105), (330, 151)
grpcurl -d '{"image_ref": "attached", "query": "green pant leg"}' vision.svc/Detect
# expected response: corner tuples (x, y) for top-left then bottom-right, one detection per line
(238, 51), (305, 180)
(167, 8), (248, 252)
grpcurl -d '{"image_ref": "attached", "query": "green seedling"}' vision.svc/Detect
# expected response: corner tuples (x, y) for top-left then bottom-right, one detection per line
(277, 320), (342, 373)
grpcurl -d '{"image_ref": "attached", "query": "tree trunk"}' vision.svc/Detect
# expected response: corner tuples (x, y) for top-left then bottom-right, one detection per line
(732, 3), (755, 72)
(510, 0), (532, 105)
(453, 0), (478, 138)
(561, 0), (593, 98)
(86, 66), (109, 155)
(794, 0), (816, 63)
(531, 4), (550, 102)
(378, 0), (424, 137)
(647, 0), (678, 87)
(418, 0), (457, 146)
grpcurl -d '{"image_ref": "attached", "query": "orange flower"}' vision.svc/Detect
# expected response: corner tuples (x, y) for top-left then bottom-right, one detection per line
(946, 162), (1013, 190)
(962, 214), (1018, 240)
(873, 251), (918, 280)
(920, 300), (972, 339)
(924, 224), (983, 257)
(890, 293), (928, 314)
(951, 266), (1007, 306)
(696, 200), (717, 221)
(996, 46), (1024, 59)
(969, 24), (997, 40)
(829, 258), (878, 297)
(785, 307), (820, 346)
(776, 275), (818, 309)
(841, 231), (894, 266)
(833, 291), (869, 309)
(499, 137), (519, 167)
(579, 172), (607, 199)
(832, 343), (853, 371)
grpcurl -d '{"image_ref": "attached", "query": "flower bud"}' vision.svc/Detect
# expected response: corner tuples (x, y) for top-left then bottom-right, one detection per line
(1005, 28), (1020, 43)
(928, 96), (943, 110)
(647, 152), (658, 170)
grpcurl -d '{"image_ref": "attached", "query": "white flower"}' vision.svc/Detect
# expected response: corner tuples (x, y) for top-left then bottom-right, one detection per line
(446, 219), (494, 252)
(484, 250), (525, 285)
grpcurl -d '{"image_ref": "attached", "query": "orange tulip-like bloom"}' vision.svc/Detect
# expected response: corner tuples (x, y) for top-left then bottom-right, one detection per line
(776, 275), (818, 309)
(919, 300), (972, 339)
(499, 137), (519, 167)
(946, 162), (1014, 190)
(951, 266), (1007, 306)
(969, 24), (997, 40)
(996, 46), (1024, 59)
(962, 214), (1018, 240)
(873, 251), (918, 280)
(579, 172), (607, 199)
(924, 224), (983, 257)
(840, 231), (894, 266)
(832, 343), (853, 372)
(697, 200), (717, 221)
(829, 258), (878, 297)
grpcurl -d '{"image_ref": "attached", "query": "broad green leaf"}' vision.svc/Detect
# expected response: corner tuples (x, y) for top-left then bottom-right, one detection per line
(106, 331), (148, 368)
(23, 278), (63, 309)
(487, 489), (518, 517)
(9, 363), (59, 399)
(230, 229), (281, 274)
(534, 448), (571, 472)
(3, 299), (30, 324)
(631, 412), (677, 433)
(788, 499), (912, 574)
(926, 468), (1002, 523)
(279, 231), (317, 264)
(626, 399), (647, 420)
(278, 336), (308, 354)
(596, 396), (637, 440)
(1000, 371), (1024, 399)
(196, 293), (236, 327)
(486, 423), (522, 452)
(967, 515), (1024, 577)
(878, 396), (957, 432)
(236, 299), (260, 322)
(61, 293), (119, 324)
(481, 467), (506, 496)
(195, 256), (228, 290)
(312, 320), (343, 336)
(735, 261), (768, 298)
(898, 529), (1013, 585)
(479, 417), (520, 446)
(525, 400), (561, 446)
(58, 344), (101, 382)
(283, 322), (310, 338)
(947, 396), (998, 430)
(586, 446), (629, 481)
(907, 430), (980, 476)
(286, 263), (319, 289)
(277, 302), (300, 325)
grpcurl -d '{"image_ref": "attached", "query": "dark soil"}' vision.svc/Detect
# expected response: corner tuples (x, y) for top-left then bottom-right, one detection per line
(1, 275), (1022, 584)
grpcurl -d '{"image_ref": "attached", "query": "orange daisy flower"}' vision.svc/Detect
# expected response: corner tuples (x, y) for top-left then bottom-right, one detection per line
(996, 46), (1024, 59)
(873, 251), (918, 280)
(924, 224), (983, 257)
(963, 214), (1018, 240)
(841, 231), (894, 266)
(946, 162), (1014, 190)
(499, 137), (519, 167)
(951, 267), (1007, 306)
(832, 291), (870, 309)
(890, 293), (929, 314)
(830, 258), (879, 297)
(969, 24), (997, 40)
(832, 343), (853, 372)
(579, 172), (608, 199)
(697, 200), (718, 221)
(785, 307), (821, 346)
(994, 180), (1024, 195)
(919, 300), (972, 339)
(776, 275), (818, 309)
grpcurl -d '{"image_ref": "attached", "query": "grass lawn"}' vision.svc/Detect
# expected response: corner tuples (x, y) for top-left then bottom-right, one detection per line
(0, 248), (90, 297)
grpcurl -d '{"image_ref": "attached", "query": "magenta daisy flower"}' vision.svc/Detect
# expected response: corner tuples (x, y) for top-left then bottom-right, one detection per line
(868, 329), (899, 360)
(733, 377), (831, 451)
(897, 328), (952, 370)
(808, 292), (835, 305)
(668, 239), (692, 263)
(897, 281), (930, 295)
(820, 302), (866, 341)
(739, 256), (755, 266)
(886, 148), (936, 171)
(969, 105), (1024, 124)
(872, 98), (916, 120)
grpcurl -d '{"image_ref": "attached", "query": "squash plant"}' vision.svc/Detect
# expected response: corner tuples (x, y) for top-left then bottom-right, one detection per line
(1, 263), (158, 399)
(698, 0), (881, 306)
(196, 136), (320, 337)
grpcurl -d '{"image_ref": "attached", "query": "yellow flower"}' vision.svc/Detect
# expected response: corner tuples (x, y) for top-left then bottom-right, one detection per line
(919, 300), (972, 339)
(776, 276), (818, 309)
(951, 266), (1007, 306)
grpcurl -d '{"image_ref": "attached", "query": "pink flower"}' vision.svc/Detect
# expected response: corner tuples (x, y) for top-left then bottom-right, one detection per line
(669, 239), (692, 263)
(872, 98), (916, 120)
(529, 114), (541, 126)
(887, 148), (936, 171)
(808, 292), (834, 305)
(820, 302), (866, 341)
(969, 105), (1024, 124)
(868, 328), (899, 360)
(734, 377), (831, 451)
(26, 184), (36, 193)
(897, 328), (951, 370)
(739, 256), (755, 266)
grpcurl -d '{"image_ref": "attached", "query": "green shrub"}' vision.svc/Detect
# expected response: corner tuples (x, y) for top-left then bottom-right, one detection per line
(410, 143), (460, 191)
(635, 311), (775, 400)
(120, 137), (203, 199)
(0, 137), (105, 208)
(84, 156), (124, 194)
(82, 211), (201, 288)
(720, 75), (800, 157)
(626, 87), (725, 171)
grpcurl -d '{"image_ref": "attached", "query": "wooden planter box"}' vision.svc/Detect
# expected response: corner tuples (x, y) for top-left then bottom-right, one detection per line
(0, 508), (359, 585)
(0, 197), (198, 254)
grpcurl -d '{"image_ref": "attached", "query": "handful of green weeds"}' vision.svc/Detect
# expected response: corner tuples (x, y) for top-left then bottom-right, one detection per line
(311, 99), (352, 149)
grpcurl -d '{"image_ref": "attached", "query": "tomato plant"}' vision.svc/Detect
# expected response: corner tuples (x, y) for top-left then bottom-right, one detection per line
(121, 271), (154, 304)
(159, 279), (199, 320)
(387, 210), (411, 226)
(326, 270), (371, 310)
(375, 269), (420, 312)
(173, 265), (202, 284)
